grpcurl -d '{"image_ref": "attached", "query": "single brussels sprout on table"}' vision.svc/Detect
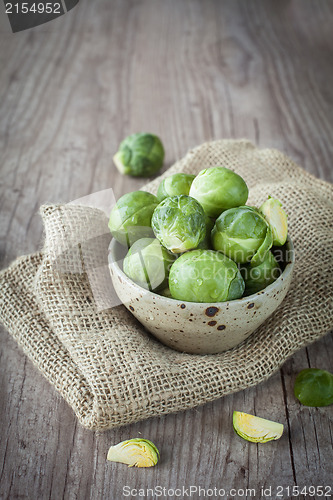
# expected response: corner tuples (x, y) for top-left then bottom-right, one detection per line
(189, 166), (249, 218)
(212, 206), (273, 266)
(241, 250), (281, 295)
(107, 438), (159, 467)
(113, 133), (164, 177)
(123, 238), (176, 291)
(152, 195), (206, 253)
(157, 173), (196, 202)
(108, 191), (158, 247)
(259, 196), (288, 246)
(169, 249), (245, 302)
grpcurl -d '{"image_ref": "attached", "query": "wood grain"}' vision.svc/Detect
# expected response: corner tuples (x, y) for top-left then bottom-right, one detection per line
(1, 0), (332, 499)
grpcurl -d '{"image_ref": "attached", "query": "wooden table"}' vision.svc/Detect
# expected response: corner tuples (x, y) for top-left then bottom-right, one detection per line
(1, 1), (332, 498)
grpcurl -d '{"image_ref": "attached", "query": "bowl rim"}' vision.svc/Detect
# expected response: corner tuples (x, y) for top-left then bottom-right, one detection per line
(108, 235), (295, 307)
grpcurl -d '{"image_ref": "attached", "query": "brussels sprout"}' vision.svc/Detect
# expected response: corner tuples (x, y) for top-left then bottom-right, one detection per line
(169, 249), (245, 302)
(241, 251), (281, 295)
(152, 195), (206, 253)
(211, 206), (273, 266)
(113, 133), (164, 177)
(196, 215), (215, 250)
(157, 173), (196, 202)
(233, 411), (284, 443)
(294, 369), (333, 407)
(259, 197), (288, 246)
(123, 238), (176, 291)
(108, 191), (158, 247)
(189, 166), (249, 218)
(107, 438), (159, 467)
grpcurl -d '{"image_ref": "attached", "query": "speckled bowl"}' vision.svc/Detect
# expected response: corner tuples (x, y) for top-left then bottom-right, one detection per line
(108, 237), (294, 355)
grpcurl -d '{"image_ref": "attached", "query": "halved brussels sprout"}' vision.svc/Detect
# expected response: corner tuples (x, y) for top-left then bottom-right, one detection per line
(294, 368), (333, 407)
(113, 133), (164, 177)
(259, 197), (288, 246)
(211, 206), (273, 266)
(241, 251), (281, 295)
(189, 166), (249, 218)
(233, 411), (284, 443)
(152, 195), (206, 253)
(123, 238), (176, 291)
(107, 438), (159, 467)
(169, 249), (245, 302)
(108, 191), (158, 247)
(157, 173), (196, 202)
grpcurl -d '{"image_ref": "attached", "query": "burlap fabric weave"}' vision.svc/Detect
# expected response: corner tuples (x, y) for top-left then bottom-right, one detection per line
(1, 140), (332, 430)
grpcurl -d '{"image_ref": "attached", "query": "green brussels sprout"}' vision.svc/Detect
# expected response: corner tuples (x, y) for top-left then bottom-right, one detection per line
(259, 197), (288, 246)
(211, 206), (273, 266)
(123, 238), (176, 291)
(189, 166), (249, 218)
(196, 215), (215, 250)
(113, 133), (164, 177)
(294, 369), (333, 407)
(108, 191), (158, 247)
(240, 251), (281, 295)
(152, 195), (206, 253)
(157, 173), (196, 202)
(169, 249), (245, 302)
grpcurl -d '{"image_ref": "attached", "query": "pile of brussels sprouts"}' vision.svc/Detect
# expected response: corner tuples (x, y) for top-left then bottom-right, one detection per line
(108, 166), (288, 303)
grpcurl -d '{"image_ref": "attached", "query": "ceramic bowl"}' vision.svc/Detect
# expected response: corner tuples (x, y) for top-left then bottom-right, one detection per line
(108, 237), (294, 355)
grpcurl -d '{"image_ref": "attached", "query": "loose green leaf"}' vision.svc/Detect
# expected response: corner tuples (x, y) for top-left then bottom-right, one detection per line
(294, 369), (333, 407)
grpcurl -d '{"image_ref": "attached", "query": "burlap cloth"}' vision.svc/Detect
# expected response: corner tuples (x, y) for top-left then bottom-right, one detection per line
(1, 140), (332, 430)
